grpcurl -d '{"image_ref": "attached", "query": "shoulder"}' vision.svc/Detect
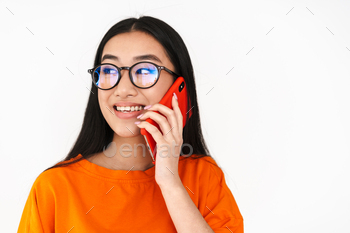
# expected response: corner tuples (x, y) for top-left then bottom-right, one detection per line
(180, 154), (221, 170)
(33, 156), (83, 191)
(178, 154), (224, 181)
(32, 166), (68, 192)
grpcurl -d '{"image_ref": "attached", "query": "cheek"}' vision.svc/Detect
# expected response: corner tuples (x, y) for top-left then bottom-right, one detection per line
(149, 75), (173, 102)
(98, 91), (111, 114)
(146, 87), (168, 104)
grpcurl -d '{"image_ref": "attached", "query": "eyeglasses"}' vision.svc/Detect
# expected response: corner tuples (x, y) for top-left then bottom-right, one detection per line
(87, 61), (180, 90)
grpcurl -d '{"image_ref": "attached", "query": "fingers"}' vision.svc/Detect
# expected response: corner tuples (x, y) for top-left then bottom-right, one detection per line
(137, 93), (183, 143)
(136, 109), (175, 142)
(135, 120), (167, 145)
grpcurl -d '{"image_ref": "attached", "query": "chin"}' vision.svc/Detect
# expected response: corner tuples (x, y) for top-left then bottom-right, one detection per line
(113, 128), (141, 138)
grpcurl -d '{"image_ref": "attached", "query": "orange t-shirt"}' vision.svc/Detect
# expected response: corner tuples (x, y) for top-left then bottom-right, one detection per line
(17, 154), (243, 232)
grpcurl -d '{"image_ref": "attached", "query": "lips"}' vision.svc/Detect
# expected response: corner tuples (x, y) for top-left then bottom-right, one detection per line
(112, 101), (147, 119)
(113, 107), (144, 119)
(113, 105), (144, 112)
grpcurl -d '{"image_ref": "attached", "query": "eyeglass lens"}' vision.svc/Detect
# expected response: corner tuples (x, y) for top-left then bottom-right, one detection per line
(93, 63), (159, 89)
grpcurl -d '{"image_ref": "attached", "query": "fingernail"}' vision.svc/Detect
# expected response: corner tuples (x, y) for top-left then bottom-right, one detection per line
(173, 92), (178, 100)
(136, 113), (144, 119)
(134, 121), (141, 124)
(144, 105), (152, 109)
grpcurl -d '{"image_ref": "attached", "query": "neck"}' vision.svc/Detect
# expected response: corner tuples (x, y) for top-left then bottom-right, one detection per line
(94, 133), (154, 171)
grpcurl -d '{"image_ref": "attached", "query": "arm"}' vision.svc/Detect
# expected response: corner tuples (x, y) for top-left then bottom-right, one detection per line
(158, 176), (215, 233)
(158, 160), (244, 233)
(17, 180), (46, 233)
(17, 172), (55, 233)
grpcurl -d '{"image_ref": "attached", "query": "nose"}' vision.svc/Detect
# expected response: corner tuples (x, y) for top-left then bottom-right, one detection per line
(113, 68), (137, 97)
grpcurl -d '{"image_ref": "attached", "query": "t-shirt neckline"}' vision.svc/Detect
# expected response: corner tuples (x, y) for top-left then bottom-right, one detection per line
(73, 153), (187, 182)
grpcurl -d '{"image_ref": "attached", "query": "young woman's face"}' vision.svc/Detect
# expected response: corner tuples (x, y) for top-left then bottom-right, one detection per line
(98, 31), (175, 138)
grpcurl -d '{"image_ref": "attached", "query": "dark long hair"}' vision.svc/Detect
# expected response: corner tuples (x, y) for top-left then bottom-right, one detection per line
(43, 15), (217, 172)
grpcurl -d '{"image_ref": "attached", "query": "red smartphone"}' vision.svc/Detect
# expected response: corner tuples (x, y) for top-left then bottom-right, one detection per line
(140, 77), (193, 164)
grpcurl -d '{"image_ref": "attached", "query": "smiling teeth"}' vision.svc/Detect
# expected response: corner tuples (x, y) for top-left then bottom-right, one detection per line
(116, 106), (144, 112)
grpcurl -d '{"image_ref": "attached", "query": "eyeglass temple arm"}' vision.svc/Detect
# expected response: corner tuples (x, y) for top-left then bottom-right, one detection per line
(163, 67), (180, 77)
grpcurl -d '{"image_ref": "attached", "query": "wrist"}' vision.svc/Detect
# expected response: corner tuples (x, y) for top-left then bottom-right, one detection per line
(157, 175), (182, 190)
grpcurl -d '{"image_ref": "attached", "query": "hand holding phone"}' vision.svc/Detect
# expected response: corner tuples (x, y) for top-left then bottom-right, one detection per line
(140, 77), (192, 164)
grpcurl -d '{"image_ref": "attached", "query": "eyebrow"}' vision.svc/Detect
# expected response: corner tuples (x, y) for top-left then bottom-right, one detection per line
(101, 54), (162, 63)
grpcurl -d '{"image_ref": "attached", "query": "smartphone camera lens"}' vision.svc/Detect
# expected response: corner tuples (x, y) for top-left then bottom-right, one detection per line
(179, 82), (184, 92)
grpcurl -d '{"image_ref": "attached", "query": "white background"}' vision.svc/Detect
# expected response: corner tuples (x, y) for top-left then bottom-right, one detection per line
(1, 0), (349, 232)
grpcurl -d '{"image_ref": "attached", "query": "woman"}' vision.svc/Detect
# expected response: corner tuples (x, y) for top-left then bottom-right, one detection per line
(18, 16), (243, 232)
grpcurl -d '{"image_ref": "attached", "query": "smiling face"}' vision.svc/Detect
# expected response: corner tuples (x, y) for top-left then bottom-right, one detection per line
(98, 30), (176, 138)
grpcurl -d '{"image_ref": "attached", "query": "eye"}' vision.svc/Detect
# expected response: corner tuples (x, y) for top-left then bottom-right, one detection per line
(136, 68), (153, 75)
(103, 68), (117, 74)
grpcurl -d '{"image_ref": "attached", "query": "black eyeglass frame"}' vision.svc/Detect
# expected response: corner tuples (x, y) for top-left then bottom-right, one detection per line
(87, 61), (181, 90)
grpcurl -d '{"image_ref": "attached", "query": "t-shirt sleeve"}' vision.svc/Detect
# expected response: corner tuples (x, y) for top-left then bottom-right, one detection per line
(202, 158), (244, 233)
(17, 172), (55, 233)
